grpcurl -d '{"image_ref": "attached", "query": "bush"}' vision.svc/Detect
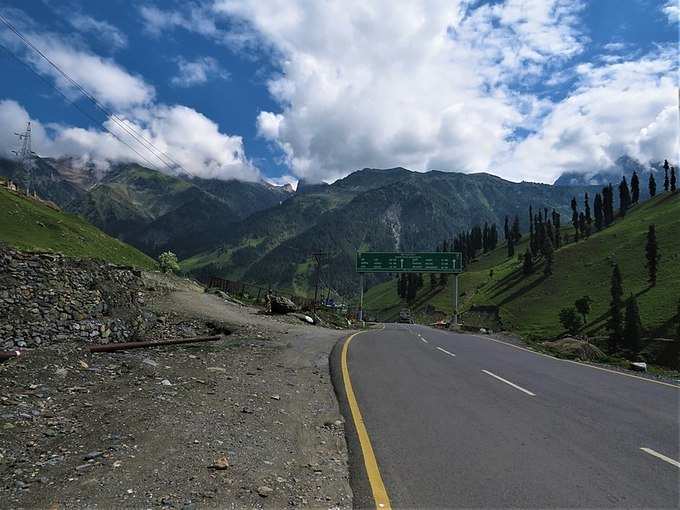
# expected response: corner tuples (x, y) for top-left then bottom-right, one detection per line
(158, 251), (180, 274)
(559, 307), (583, 335)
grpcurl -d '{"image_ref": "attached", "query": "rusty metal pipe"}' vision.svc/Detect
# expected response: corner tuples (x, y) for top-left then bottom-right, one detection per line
(88, 335), (224, 353)
(0, 350), (22, 361)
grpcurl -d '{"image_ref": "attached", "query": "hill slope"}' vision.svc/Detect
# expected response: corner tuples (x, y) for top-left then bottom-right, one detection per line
(364, 191), (680, 340)
(185, 168), (597, 294)
(0, 187), (156, 269)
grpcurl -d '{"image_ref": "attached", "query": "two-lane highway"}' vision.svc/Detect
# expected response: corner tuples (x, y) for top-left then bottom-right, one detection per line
(341, 324), (679, 508)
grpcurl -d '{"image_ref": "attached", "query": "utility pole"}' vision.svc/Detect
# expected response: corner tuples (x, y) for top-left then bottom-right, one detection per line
(311, 252), (329, 311)
(12, 122), (35, 195)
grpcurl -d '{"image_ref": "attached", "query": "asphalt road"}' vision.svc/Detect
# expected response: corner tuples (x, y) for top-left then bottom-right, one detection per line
(343, 324), (680, 508)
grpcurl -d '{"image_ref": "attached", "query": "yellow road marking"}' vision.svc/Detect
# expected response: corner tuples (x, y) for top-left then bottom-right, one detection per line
(467, 333), (680, 389)
(341, 329), (392, 509)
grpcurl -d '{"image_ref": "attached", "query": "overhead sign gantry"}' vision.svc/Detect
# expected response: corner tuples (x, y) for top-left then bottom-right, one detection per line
(356, 251), (463, 323)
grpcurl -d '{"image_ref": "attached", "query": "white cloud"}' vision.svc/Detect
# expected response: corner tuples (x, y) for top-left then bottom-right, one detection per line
(0, 99), (260, 181)
(498, 49), (679, 182)
(171, 56), (229, 87)
(0, 10), (258, 181)
(205, 0), (589, 182)
(662, 0), (680, 23)
(68, 13), (128, 50)
(0, 26), (153, 109)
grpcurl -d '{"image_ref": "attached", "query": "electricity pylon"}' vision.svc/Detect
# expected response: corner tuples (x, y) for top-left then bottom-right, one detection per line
(12, 121), (36, 195)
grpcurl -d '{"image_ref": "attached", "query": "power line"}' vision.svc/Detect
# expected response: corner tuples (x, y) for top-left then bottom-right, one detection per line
(0, 41), (165, 171)
(0, 14), (192, 176)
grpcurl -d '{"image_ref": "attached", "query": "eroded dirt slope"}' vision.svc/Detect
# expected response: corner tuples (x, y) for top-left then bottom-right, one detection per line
(1, 278), (352, 509)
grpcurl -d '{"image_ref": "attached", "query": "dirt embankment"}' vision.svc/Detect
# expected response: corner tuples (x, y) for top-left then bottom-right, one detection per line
(0, 273), (353, 509)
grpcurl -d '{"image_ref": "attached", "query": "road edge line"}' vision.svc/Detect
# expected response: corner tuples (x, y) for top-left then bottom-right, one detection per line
(464, 333), (680, 389)
(341, 330), (392, 509)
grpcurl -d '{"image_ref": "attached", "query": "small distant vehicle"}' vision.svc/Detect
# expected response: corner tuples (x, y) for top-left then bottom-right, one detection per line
(398, 309), (414, 324)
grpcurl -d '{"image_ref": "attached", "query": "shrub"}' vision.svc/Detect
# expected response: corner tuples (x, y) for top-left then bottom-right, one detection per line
(559, 307), (583, 335)
(158, 251), (180, 274)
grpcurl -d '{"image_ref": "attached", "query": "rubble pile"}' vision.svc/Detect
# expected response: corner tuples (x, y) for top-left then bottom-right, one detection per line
(0, 245), (151, 350)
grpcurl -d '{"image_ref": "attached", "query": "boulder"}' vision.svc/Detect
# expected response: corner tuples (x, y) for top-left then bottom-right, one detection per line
(269, 295), (298, 314)
(542, 337), (607, 362)
(290, 312), (314, 324)
(629, 361), (647, 372)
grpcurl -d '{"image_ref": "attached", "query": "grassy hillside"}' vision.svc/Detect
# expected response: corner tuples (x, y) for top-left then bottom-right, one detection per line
(0, 187), (156, 269)
(364, 192), (680, 339)
(186, 168), (597, 294)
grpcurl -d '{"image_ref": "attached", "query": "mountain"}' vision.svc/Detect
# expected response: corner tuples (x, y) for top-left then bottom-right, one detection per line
(0, 157), (293, 259)
(0, 183), (155, 269)
(554, 155), (669, 193)
(364, 189), (680, 345)
(184, 168), (599, 295)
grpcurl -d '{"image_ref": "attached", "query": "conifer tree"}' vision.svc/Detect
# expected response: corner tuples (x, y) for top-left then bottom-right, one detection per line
(507, 237), (515, 258)
(551, 210), (561, 248)
(603, 184), (615, 226)
(648, 173), (656, 197)
(623, 295), (642, 355)
(645, 225), (660, 286)
(523, 248), (534, 275)
(631, 171), (640, 204)
(676, 298), (680, 342)
(608, 263), (624, 353)
(511, 215), (521, 243)
(594, 193), (603, 230)
(584, 192), (592, 229)
(578, 212), (587, 238)
(619, 177), (631, 217)
(504, 216), (509, 240)
(542, 235), (554, 276)
(663, 160), (670, 191)
(571, 197), (579, 241)
(529, 205), (534, 249)
(671, 166), (677, 192)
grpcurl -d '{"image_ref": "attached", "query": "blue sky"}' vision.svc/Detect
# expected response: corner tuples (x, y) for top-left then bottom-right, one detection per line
(0, 0), (677, 185)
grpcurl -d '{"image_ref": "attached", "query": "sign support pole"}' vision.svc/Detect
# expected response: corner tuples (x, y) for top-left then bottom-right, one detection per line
(359, 274), (364, 322)
(453, 274), (459, 326)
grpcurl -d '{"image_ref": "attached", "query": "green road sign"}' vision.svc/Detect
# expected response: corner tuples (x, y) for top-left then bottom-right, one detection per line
(356, 252), (463, 273)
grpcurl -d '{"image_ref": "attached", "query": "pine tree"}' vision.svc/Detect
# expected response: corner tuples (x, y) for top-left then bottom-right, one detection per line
(511, 215), (521, 243)
(619, 177), (631, 217)
(507, 237), (515, 258)
(504, 216), (509, 240)
(608, 263), (624, 353)
(523, 248), (534, 275)
(676, 298), (680, 343)
(603, 184), (615, 226)
(542, 235), (554, 276)
(663, 160), (670, 191)
(645, 225), (660, 286)
(594, 193), (603, 231)
(551, 210), (561, 248)
(671, 166), (677, 192)
(529, 205), (534, 250)
(571, 197), (579, 241)
(648, 173), (656, 197)
(630, 171), (640, 204)
(623, 295), (642, 355)
(584, 192), (592, 230)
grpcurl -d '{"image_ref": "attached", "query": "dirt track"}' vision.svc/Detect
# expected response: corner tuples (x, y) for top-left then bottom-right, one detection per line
(0, 281), (353, 509)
